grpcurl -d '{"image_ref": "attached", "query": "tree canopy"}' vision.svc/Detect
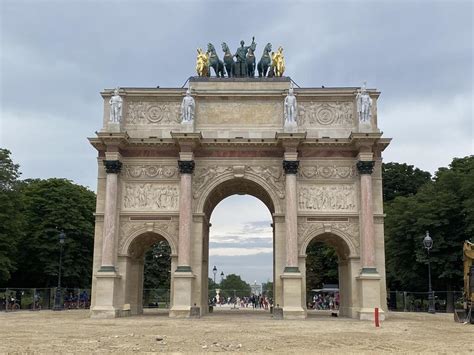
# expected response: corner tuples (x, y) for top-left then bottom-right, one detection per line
(384, 156), (474, 291)
(0, 149), (23, 283)
(143, 240), (171, 289)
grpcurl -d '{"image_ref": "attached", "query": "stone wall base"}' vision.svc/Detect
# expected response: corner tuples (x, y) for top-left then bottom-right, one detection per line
(281, 272), (306, 319)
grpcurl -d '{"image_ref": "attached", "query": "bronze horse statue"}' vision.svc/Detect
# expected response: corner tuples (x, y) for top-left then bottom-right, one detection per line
(207, 43), (225, 77)
(246, 41), (257, 77)
(221, 42), (234, 77)
(257, 43), (272, 77)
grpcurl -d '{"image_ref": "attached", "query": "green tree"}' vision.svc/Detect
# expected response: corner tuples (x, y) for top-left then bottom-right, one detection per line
(305, 242), (338, 291)
(10, 178), (96, 288)
(382, 162), (431, 202)
(384, 156), (474, 291)
(220, 274), (251, 297)
(0, 149), (23, 284)
(143, 240), (171, 289)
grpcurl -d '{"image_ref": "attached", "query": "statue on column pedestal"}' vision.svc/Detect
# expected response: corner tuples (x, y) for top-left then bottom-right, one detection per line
(284, 84), (297, 130)
(356, 82), (373, 123)
(181, 89), (195, 123)
(109, 87), (123, 123)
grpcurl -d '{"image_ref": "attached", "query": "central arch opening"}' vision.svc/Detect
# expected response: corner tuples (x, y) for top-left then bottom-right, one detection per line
(201, 178), (276, 314)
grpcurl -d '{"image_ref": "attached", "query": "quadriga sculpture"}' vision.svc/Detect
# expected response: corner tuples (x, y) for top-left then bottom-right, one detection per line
(196, 48), (209, 77)
(257, 43), (272, 77)
(221, 42), (235, 77)
(246, 40), (257, 77)
(207, 43), (225, 78)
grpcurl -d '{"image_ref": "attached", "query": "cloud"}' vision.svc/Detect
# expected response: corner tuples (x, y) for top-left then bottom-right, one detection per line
(209, 248), (273, 257)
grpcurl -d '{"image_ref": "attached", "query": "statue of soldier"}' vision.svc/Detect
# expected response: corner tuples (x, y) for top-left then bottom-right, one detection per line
(109, 87), (123, 122)
(356, 82), (373, 122)
(181, 89), (195, 123)
(284, 85), (297, 125)
(234, 37), (255, 77)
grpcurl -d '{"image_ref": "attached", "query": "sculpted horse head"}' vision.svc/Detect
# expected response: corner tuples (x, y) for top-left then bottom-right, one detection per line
(263, 43), (272, 56)
(221, 42), (230, 53)
(207, 43), (217, 55)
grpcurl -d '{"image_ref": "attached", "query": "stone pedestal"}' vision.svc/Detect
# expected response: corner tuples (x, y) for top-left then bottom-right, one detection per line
(180, 121), (194, 133)
(107, 122), (121, 133)
(90, 272), (122, 318)
(281, 272), (306, 319)
(357, 273), (385, 321)
(169, 271), (194, 318)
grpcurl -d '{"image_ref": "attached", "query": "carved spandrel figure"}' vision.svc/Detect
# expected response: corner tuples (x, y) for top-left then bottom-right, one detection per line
(234, 37), (255, 77)
(284, 85), (297, 125)
(181, 89), (195, 123)
(109, 87), (123, 122)
(356, 82), (373, 122)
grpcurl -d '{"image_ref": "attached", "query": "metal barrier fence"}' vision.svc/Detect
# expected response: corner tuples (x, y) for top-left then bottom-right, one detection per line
(0, 288), (171, 311)
(0, 288), (91, 311)
(387, 291), (464, 313)
(142, 289), (170, 309)
(1, 288), (463, 313)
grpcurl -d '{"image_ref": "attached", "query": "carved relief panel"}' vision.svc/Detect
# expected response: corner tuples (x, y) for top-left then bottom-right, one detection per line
(125, 100), (181, 126)
(192, 164), (285, 200)
(298, 163), (356, 180)
(298, 101), (355, 128)
(123, 164), (178, 180)
(298, 184), (357, 212)
(122, 183), (179, 211)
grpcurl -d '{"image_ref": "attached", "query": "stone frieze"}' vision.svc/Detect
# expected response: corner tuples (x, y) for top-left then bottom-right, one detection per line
(298, 184), (357, 211)
(299, 164), (355, 180)
(122, 183), (179, 210)
(298, 101), (354, 127)
(125, 101), (181, 125)
(124, 164), (178, 179)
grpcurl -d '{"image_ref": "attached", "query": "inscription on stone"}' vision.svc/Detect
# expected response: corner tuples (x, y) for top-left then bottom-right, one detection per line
(196, 100), (282, 125)
(298, 102), (354, 127)
(123, 183), (179, 210)
(298, 184), (357, 211)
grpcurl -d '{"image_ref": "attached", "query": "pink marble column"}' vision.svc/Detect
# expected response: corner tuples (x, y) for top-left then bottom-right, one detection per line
(283, 160), (299, 272)
(176, 160), (195, 272)
(100, 160), (122, 272)
(357, 160), (377, 272)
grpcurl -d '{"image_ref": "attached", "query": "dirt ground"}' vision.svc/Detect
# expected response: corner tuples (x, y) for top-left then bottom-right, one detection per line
(0, 308), (473, 354)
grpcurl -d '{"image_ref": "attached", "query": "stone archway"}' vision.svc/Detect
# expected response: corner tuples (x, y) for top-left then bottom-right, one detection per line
(195, 176), (278, 313)
(89, 78), (390, 320)
(118, 231), (175, 316)
(299, 229), (360, 318)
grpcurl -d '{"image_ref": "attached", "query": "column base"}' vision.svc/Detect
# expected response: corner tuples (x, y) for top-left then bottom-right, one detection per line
(90, 271), (122, 318)
(357, 270), (386, 321)
(281, 272), (306, 319)
(169, 271), (195, 318)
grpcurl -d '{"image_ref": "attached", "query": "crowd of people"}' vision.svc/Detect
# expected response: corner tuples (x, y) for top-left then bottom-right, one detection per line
(210, 294), (273, 310)
(308, 292), (339, 310)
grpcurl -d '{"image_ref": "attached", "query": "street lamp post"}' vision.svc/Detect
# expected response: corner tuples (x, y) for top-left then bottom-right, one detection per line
(212, 265), (217, 285)
(53, 231), (65, 311)
(423, 231), (436, 314)
(220, 271), (224, 284)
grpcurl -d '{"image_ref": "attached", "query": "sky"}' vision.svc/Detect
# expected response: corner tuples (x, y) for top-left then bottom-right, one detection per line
(1, 0), (472, 284)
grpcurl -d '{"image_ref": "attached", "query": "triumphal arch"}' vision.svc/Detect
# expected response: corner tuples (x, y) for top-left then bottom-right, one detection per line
(88, 75), (390, 320)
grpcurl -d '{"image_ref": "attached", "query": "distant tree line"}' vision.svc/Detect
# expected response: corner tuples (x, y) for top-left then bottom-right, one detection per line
(1, 148), (472, 294)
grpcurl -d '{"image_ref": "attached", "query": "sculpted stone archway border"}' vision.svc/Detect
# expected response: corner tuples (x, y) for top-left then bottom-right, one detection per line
(119, 223), (178, 257)
(193, 166), (284, 216)
(299, 223), (359, 259)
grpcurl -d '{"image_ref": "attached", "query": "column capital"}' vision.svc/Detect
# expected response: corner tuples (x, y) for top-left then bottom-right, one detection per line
(356, 160), (375, 175)
(283, 160), (299, 174)
(178, 160), (195, 174)
(103, 160), (122, 174)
